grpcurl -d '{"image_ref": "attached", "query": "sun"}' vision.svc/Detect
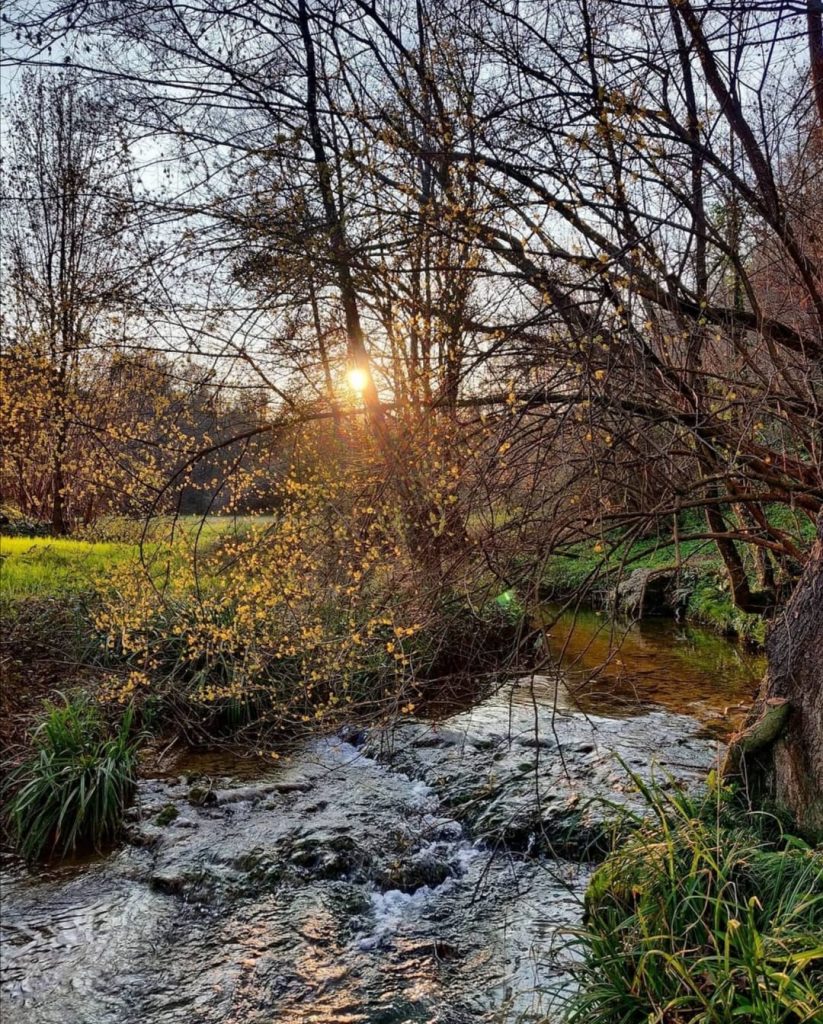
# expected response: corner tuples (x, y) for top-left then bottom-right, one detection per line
(347, 366), (369, 393)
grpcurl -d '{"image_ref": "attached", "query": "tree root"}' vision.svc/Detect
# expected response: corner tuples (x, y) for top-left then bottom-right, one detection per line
(722, 698), (790, 780)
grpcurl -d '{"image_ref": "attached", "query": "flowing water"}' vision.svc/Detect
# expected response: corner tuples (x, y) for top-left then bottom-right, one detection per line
(1, 615), (763, 1024)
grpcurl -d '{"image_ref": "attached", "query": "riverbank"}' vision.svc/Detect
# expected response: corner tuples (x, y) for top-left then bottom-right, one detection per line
(538, 535), (774, 645)
(5, 669), (818, 1024)
(2, 532), (817, 1023)
(0, 522), (770, 769)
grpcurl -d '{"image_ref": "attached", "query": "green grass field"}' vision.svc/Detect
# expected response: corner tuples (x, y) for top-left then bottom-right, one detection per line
(0, 515), (277, 600)
(540, 506), (814, 598)
(0, 536), (135, 599)
(85, 513), (276, 544)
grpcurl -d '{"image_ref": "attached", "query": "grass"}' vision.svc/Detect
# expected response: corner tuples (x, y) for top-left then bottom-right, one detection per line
(0, 515), (279, 600)
(0, 525), (766, 653)
(561, 781), (823, 1024)
(83, 512), (277, 544)
(0, 535), (134, 599)
(539, 534), (770, 643)
(689, 575), (767, 645)
(540, 533), (713, 592)
(3, 694), (140, 860)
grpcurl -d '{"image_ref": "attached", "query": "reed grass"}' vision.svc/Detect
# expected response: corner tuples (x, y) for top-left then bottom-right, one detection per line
(562, 781), (823, 1024)
(4, 694), (139, 860)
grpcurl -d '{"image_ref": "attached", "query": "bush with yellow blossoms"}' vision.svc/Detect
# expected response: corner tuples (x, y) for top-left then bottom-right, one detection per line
(93, 429), (521, 741)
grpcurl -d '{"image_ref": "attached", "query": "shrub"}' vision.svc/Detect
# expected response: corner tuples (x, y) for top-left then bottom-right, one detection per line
(4, 694), (139, 860)
(0, 503), (50, 538)
(563, 783), (823, 1024)
(95, 580), (525, 742)
(92, 472), (529, 740)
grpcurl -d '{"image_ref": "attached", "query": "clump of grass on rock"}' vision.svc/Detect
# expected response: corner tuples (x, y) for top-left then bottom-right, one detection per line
(4, 693), (139, 861)
(563, 781), (823, 1024)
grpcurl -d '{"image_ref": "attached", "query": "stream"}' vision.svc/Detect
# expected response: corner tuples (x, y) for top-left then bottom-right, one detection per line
(1, 615), (764, 1024)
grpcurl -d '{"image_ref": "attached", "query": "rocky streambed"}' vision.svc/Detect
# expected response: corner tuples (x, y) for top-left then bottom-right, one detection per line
(1, 661), (734, 1024)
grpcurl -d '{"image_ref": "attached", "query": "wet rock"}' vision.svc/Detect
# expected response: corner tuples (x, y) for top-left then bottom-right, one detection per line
(154, 804), (179, 827)
(210, 780), (312, 805)
(187, 782), (216, 807)
(409, 728), (466, 749)
(287, 832), (360, 879)
(273, 780), (315, 795)
(150, 864), (209, 895)
(367, 688), (720, 858)
(337, 724), (367, 746)
(516, 734), (557, 750)
(376, 843), (454, 892)
(613, 568), (692, 618)
(301, 799), (329, 814)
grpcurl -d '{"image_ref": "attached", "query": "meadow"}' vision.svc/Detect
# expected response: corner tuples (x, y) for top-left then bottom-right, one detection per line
(0, 515), (280, 600)
(1, 514), (778, 645)
(0, 535), (134, 599)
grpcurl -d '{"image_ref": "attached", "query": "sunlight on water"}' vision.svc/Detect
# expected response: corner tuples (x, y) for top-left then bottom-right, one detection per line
(1, 623), (758, 1023)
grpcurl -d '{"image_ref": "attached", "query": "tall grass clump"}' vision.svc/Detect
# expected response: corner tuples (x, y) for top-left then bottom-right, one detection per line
(563, 782), (822, 1024)
(4, 694), (139, 860)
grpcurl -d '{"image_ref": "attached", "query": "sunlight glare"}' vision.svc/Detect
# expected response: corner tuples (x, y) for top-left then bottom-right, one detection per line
(347, 366), (368, 393)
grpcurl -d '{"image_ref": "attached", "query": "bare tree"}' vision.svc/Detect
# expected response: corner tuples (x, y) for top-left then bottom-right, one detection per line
(1, 70), (150, 531)
(3, 0), (820, 826)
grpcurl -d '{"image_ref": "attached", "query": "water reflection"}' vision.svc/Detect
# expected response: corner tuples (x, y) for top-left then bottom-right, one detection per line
(531, 606), (764, 733)
(1, 616), (760, 1022)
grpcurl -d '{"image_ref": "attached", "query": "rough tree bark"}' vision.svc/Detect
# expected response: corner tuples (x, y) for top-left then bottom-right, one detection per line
(730, 513), (823, 839)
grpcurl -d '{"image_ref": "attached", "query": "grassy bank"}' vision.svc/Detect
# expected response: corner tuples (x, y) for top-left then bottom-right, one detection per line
(0, 514), (791, 643)
(539, 536), (769, 644)
(563, 783), (823, 1024)
(0, 514), (280, 601)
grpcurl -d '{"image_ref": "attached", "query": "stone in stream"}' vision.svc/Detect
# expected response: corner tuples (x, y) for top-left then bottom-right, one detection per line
(364, 677), (721, 857)
(154, 803), (179, 827)
(118, 738), (470, 901)
(612, 567), (692, 619)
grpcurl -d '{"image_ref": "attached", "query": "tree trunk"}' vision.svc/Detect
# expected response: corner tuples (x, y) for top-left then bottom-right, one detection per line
(51, 414), (69, 536)
(51, 459), (67, 535)
(736, 513), (823, 839)
(704, 491), (772, 613)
